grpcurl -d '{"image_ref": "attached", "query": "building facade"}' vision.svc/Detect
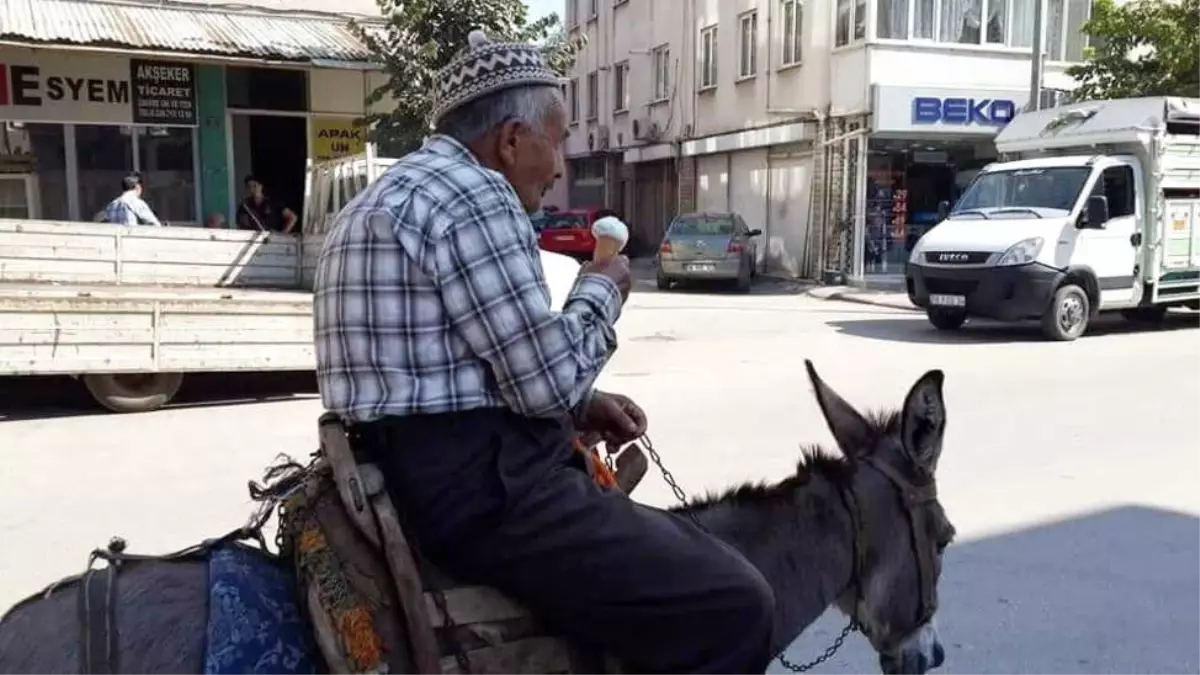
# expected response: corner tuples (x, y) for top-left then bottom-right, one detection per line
(0, 0), (388, 228)
(563, 0), (1095, 280)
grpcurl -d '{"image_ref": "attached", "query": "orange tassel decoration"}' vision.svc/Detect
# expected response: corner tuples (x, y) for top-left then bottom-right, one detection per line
(575, 437), (618, 489)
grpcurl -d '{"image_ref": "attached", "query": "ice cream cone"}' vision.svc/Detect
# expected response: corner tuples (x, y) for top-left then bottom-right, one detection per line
(593, 236), (624, 262)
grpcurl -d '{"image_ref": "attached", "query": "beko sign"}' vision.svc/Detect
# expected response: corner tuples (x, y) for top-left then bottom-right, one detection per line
(872, 85), (1028, 135)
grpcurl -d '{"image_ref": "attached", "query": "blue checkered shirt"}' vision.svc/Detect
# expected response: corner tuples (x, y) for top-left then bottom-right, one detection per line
(103, 190), (162, 226)
(313, 135), (622, 424)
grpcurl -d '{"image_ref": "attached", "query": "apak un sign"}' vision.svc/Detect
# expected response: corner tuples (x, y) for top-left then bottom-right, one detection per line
(911, 96), (1017, 127)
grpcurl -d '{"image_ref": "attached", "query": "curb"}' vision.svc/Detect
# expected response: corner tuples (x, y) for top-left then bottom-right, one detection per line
(803, 288), (920, 312)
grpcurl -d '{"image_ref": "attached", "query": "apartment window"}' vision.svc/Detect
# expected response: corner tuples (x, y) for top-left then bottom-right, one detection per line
(780, 0), (803, 65)
(568, 78), (580, 123)
(587, 71), (599, 119)
(589, 0), (598, 19)
(653, 45), (670, 100)
(887, 0), (1091, 60)
(613, 61), (629, 112)
(836, 0), (865, 45)
(738, 11), (758, 78)
(699, 26), (718, 89)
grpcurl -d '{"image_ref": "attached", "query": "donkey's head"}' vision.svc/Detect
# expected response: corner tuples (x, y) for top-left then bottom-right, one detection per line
(805, 360), (955, 675)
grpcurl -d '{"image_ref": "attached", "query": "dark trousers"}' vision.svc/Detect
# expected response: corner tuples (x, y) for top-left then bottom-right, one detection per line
(352, 407), (775, 674)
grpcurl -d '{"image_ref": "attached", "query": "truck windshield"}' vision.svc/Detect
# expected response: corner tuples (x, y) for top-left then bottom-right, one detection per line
(953, 167), (1092, 215)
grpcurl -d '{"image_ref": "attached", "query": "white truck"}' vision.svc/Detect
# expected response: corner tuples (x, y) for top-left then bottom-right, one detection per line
(0, 145), (585, 412)
(905, 96), (1200, 340)
(0, 148), (393, 413)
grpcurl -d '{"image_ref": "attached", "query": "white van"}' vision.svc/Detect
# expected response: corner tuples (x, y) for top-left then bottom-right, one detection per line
(905, 97), (1200, 340)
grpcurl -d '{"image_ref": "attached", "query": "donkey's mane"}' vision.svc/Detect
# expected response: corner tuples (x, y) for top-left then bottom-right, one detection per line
(675, 408), (902, 512)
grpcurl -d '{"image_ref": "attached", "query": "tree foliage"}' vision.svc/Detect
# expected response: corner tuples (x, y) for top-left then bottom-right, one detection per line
(1066, 0), (1199, 101)
(349, 0), (586, 156)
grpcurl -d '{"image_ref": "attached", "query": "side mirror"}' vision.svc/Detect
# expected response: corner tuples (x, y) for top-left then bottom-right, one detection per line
(746, 228), (763, 237)
(937, 201), (950, 220)
(1084, 195), (1110, 228)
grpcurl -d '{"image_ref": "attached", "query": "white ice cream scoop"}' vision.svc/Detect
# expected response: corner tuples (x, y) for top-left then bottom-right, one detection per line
(591, 216), (629, 261)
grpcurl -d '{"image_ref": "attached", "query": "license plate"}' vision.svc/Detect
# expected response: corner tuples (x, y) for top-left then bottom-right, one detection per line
(686, 263), (716, 272)
(929, 294), (966, 307)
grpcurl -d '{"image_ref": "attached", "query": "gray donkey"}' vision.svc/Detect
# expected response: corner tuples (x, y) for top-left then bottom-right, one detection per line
(0, 361), (956, 674)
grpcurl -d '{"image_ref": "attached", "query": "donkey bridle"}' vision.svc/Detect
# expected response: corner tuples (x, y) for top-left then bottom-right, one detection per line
(645, 435), (941, 673)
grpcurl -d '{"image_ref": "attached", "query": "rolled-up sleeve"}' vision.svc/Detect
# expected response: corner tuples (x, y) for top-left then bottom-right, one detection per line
(427, 189), (621, 418)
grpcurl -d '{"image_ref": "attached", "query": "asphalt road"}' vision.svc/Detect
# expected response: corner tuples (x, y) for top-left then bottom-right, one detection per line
(1, 281), (1197, 674)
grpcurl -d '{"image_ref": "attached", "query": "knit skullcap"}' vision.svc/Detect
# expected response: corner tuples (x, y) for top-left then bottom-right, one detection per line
(429, 29), (563, 127)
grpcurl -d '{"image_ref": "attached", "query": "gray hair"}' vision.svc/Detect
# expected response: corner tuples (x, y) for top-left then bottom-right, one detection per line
(434, 85), (563, 145)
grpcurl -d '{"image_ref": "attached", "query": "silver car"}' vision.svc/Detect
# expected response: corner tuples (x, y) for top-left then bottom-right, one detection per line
(656, 211), (762, 292)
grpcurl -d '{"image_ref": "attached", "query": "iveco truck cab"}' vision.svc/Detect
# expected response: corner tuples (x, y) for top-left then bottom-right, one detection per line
(905, 96), (1200, 340)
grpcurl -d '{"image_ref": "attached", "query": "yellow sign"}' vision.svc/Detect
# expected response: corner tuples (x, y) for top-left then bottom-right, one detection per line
(312, 118), (366, 161)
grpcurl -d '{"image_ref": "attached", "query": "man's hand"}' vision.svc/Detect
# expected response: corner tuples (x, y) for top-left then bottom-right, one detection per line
(578, 391), (647, 446)
(580, 254), (631, 301)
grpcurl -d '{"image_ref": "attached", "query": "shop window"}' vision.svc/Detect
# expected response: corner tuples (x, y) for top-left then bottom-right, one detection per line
(138, 127), (196, 223)
(76, 125), (135, 221)
(226, 67), (308, 112)
(0, 122), (68, 220)
(699, 26), (718, 89)
(780, 0), (803, 65)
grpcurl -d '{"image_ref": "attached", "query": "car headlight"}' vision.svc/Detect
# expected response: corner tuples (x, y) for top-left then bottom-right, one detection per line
(996, 237), (1044, 266)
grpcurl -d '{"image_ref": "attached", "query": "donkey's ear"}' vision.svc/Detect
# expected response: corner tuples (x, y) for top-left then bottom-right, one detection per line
(805, 360), (872, 457)
(900, 369), (947, 472)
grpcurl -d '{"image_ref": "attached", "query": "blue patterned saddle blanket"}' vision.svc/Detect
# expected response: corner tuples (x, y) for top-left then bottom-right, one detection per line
(203, 542), (320, 675)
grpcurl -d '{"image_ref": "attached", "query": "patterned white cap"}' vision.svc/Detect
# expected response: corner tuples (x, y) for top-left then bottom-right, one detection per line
(429, 30), (562, 127)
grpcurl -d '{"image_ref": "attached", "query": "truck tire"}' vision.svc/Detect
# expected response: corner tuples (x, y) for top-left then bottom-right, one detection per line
(927, 309), (967, 331)
(82, 372), (185, 413)
(1041, 284), (1090, 341)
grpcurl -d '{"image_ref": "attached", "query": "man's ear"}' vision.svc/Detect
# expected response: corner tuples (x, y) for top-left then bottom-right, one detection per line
(495, 120), (524, 168)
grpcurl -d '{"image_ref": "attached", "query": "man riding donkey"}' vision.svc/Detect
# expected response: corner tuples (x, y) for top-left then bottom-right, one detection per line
(312, 30), (775, 674)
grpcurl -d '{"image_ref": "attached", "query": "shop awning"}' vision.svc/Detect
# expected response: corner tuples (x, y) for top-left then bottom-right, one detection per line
(0, 0), (384, 65)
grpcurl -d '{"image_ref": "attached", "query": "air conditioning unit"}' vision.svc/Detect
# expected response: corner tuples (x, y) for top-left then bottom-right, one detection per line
(681, 123), (694, 139)
(597, 125), (611, 150)
(632, 117), (651, 140)
(645, 121), (663, 141)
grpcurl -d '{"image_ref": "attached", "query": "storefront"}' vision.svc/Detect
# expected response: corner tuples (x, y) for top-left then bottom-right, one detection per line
(0, 48), (201, 223)
(857, 85), (1027, 281)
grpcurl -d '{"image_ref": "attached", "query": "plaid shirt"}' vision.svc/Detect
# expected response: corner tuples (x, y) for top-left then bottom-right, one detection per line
(103, 190), (162, 226)
(313, 135), (622, 424)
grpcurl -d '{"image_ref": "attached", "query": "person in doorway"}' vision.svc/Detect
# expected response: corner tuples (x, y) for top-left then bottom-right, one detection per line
(312, 30), (774, 674)
(236, 174), (298, 233)
(103, 173), (162, 226)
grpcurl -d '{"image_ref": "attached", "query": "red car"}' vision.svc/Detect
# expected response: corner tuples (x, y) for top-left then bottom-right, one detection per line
(536, 208), (600, 259)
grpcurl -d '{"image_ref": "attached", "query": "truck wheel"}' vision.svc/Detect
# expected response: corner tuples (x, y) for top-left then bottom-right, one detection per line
(927, 309), (967, 331)
(1041, 284), (1090, 341)
(82, 373), (185, 413)
(1121, 306), (1168, 324)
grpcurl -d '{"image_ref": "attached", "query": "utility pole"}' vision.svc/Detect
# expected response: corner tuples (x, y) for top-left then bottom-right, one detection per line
(1028, 0), (1047, 111)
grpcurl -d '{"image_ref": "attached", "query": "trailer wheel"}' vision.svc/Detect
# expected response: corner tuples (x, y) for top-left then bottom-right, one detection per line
(82, 373), (185, 413)
(1041, 284), (1090, 341)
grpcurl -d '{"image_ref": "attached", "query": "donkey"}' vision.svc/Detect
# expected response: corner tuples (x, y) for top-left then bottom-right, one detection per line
(0, 361), (955, 674)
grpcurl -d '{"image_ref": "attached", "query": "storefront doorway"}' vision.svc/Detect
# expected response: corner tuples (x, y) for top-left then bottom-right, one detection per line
(863, 138), (995, 278)
(230, 113), (307, 226)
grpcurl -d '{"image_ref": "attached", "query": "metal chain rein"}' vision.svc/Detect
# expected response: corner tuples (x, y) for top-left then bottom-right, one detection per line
(638, 434), (858, 673)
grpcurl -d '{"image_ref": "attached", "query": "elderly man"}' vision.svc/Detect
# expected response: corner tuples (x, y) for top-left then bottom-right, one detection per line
(312, 31), (774, 673)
